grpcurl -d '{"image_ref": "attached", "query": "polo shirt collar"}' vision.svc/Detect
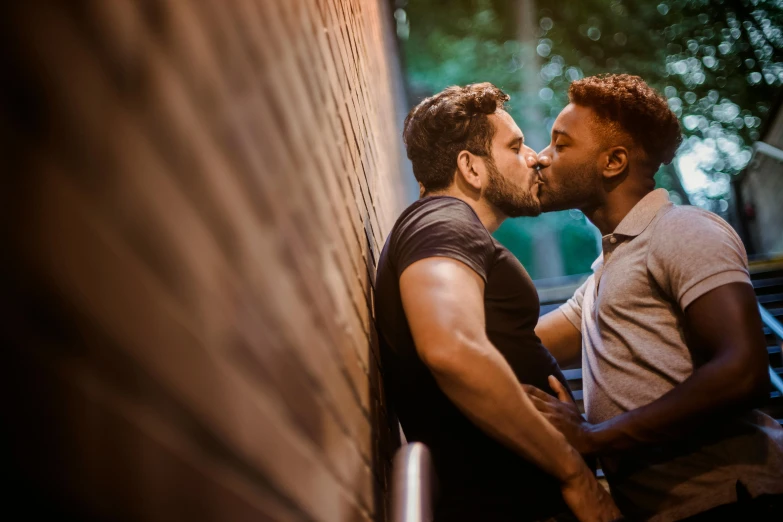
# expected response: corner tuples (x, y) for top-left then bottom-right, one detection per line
(612, 188), (671, 238)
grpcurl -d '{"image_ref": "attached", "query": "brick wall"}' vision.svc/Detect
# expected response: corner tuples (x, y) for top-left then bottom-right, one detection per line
(0, 1), (411, 521)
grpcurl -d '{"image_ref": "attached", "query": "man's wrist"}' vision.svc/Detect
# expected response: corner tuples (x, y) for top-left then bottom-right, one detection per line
(585, 420), (611, 455)
(558, 446), (590, 484)
(559, 459), (598, 495)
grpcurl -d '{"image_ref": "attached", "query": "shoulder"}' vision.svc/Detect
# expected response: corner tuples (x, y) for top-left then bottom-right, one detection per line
(399, 196), (485, 225)
(646, 204), (749, 289)
(389, 196), (497, 280)
(394, 196), (492, 242)
(650, 205), (744, 253)
(647, 205), (750, 307)
(655, 205), (737, 235)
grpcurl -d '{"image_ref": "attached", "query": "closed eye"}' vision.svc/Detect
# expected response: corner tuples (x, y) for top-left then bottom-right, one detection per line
(509, 136), (524, 153)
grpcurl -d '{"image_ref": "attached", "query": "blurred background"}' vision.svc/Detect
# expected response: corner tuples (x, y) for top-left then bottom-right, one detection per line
(394, 0), (783, 278)
(0, 1), (781, 521)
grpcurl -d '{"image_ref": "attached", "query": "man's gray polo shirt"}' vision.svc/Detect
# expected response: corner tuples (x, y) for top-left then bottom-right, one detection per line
(559, 189), (783, 521)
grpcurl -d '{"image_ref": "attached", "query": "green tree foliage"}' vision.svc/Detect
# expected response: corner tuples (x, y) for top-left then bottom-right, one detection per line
(399, 0), (528, 130)
(538, 0), (783, 208)
(396, 0), (783, 277)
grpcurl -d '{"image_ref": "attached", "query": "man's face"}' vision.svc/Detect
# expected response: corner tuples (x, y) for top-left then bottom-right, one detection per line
(481, 110), (542, 217)
(537, 104), (604, 212)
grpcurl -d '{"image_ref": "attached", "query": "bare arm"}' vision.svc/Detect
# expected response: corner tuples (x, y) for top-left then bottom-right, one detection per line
(590, 282), (769, 450)
(536, 310), (582, 367)
(401, 256), (620, 520)
(400, 258), (588, 479)
(529, 283), (769, 454)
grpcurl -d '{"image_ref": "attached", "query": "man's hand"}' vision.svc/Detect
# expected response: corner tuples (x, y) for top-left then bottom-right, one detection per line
(401, 257), (621, 519)
(523, 376), (597, 455)
(561, 467), (623, 522)
(401, 257), (593, 482)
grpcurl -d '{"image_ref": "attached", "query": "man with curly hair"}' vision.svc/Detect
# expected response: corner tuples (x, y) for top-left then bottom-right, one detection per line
(530, 74), (783, 520)
(374, 83), (620, 521)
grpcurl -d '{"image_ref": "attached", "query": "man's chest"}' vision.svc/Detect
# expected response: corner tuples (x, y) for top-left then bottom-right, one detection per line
(484, 251), (540, 329)
(581, 233), (690, 383)
(589, 237), (663, 317)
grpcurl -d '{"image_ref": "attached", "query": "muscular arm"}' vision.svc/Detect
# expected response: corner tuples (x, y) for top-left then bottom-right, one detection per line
(536, 310), (582, 367)
(400, 256), (587, 481)
(535, 282), (770, 454)
(587, 282), (769, 451)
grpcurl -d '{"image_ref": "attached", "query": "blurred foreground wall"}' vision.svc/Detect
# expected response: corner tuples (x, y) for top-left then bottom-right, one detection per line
(0, 1), (411, 521)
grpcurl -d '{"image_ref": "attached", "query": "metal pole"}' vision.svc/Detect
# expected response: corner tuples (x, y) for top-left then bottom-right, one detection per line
(390, 443), (437, 522)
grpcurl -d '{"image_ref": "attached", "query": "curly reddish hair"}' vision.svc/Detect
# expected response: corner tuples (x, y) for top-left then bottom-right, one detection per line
(569, 74), (682, 167)
(403, 83), (510, 192)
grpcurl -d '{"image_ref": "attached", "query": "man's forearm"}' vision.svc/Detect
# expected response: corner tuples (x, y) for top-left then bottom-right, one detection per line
(589, 355), (765, 453)
(535, 310), (582, 367)
(428, 337), (587, 482)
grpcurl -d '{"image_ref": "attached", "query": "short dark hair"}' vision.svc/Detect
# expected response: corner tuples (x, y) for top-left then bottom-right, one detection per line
(403, 83), (510, 192)
(569, 74), (682, 167)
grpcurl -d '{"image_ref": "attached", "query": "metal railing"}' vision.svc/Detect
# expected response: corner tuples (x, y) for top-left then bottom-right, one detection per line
(759, 304), (783, 396)
(390, 442), (437, 522)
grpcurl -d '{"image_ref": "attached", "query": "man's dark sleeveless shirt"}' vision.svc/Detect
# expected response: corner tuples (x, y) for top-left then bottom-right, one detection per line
(375, 196), (572, 521)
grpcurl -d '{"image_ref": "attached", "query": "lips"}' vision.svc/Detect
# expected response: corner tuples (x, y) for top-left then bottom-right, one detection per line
(533, 175), (544, 198)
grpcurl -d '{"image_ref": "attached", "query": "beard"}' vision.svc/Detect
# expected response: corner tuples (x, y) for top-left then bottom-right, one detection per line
(538, 164), (600, 213)
(484, 158), (541, 218)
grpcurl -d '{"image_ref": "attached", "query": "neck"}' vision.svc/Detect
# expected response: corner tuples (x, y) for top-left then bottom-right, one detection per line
(425, 185), (506, 233)
(583, 182), (653, 236)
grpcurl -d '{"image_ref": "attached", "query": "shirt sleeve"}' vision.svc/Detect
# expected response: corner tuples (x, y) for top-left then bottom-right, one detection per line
(558, 275), (591, 332)
(647, 207), (751, 310)
(393, 199), (495, 282)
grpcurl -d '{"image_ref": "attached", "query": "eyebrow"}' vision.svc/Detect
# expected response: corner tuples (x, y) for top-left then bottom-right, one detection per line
(507, 135), (524, 147)
(552, 129), (572, 140)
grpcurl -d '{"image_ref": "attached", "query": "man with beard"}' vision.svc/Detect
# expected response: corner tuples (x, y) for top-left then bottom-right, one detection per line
(374, 83), (620, 521)
(528, 74), (783, 521)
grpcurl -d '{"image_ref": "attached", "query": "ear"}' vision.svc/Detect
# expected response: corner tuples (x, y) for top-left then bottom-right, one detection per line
(455, 150), (483, 191)
(601, 146), (628, 180)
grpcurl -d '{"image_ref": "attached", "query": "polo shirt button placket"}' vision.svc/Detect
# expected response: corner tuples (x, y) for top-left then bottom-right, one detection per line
(609, 235), (618, 245)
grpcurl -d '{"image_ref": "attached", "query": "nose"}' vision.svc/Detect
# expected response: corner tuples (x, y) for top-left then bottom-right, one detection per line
(523, 145), (539, 169)
(536, 149), (552, 169)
